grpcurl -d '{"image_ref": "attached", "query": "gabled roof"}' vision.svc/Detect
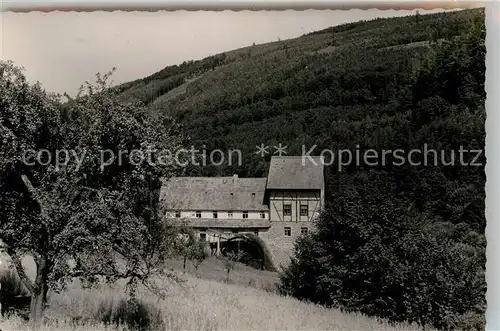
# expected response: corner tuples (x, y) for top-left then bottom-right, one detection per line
(266, 156), (324, 190)
(160, 175), (268, 211)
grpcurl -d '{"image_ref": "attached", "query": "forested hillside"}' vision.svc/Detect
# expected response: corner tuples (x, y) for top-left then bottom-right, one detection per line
(114, 9), (483, 175)
(115, 8), (486, 331)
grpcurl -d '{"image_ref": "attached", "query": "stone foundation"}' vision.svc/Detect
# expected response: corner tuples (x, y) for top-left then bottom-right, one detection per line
(259, 221), (313, 270)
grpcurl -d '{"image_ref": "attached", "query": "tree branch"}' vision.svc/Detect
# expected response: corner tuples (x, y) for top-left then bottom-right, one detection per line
(20, 174), (53, 241)
(8, 248), (35, 294)
(69, 268), (147, 281)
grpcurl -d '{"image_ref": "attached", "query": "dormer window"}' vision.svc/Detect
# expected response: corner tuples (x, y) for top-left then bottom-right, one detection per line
(228, 211), (233, 218)
(243, 211), (248, 219)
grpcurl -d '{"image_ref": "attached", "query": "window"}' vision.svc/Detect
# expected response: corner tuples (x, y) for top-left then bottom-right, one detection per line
(195, 211), (201, 218)
(199, 233), (206, 241)
(254, 231), (259, 236)
(283, 204), (292, 216)
(228, 211), (233, 218)
(213, 211), (218, 219)
(284, 227), (291, 236)
(300, 204), (308, 217)
(260, 211), (266, 219)
(243, 211), (248, 219)
(175, 211), (181, 218)
(301, 227), (308, 235)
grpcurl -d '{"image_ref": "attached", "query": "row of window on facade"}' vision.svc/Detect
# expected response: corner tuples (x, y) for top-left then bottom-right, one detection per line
(175, 210), (267, 219)
(283, 204), (309, 216)
(174, 204), (309, 219)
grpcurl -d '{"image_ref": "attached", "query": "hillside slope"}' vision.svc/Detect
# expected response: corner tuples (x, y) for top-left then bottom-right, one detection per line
(0, 255), (428, 331)
(114, 8), (482, 177)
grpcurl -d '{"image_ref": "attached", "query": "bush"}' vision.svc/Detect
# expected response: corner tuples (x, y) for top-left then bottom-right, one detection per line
(261, 281), (279, 294)
(0, 269), (31, 320)
(447, 311), (486, 331)
(95, 297), (165, 331)
(0, 269), (30, 298)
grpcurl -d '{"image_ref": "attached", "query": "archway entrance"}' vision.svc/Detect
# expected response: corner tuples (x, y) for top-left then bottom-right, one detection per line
(219, 234), (275, 271)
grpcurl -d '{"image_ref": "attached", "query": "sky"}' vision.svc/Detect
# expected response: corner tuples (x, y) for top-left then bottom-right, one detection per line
(2, 8), (450, 95)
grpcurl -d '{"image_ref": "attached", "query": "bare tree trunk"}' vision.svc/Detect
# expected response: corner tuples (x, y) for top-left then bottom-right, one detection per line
(18, 174), (53, 328)
(29, 286), (47, 328)
(29, 255), (50, 329)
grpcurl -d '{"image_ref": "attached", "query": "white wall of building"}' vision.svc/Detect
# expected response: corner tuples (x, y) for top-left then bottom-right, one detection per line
(166, 210), (268, 220)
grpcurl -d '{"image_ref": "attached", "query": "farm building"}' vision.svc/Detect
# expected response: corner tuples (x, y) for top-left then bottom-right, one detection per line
(160, 156), (325, 270)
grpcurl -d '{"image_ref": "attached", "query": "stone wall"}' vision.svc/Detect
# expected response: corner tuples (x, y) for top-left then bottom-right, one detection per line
(259, 221), (313, 269)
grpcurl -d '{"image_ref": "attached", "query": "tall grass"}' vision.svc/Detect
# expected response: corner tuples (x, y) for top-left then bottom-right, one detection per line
(95, 297), (165, 331)
(0, 254), (428, 331)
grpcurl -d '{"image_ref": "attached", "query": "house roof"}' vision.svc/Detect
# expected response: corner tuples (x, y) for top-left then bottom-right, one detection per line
(160, 175), (268, 211)
(266, 156), (324, 190)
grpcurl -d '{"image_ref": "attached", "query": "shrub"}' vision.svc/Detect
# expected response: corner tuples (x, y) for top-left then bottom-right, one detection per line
(95, 297), (164, 331)
(261, 281), (279, 294)
(0, 269), (31, 320)
(0, 269), (30, 298)
(443, 311), (486, 331)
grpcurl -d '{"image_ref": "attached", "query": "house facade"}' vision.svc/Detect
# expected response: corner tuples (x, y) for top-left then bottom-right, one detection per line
(160, 156), (325, 269)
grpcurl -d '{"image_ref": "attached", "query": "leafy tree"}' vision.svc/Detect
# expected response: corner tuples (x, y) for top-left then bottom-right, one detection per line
(188, 241), (208, 277)
(0, 61), (185, 327)
(171, 225), (197, 273)
(222, 251), (243, 283)
(280, 172), (485, 330)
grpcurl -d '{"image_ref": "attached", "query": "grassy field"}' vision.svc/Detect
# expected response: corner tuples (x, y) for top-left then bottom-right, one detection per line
(0, 254), (427, 331)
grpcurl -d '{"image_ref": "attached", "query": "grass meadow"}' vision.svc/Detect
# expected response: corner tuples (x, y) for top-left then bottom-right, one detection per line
(0, 254), (428, 331)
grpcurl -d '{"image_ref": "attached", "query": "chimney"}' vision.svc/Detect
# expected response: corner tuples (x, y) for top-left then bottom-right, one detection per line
(233, 174), (239, 189)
